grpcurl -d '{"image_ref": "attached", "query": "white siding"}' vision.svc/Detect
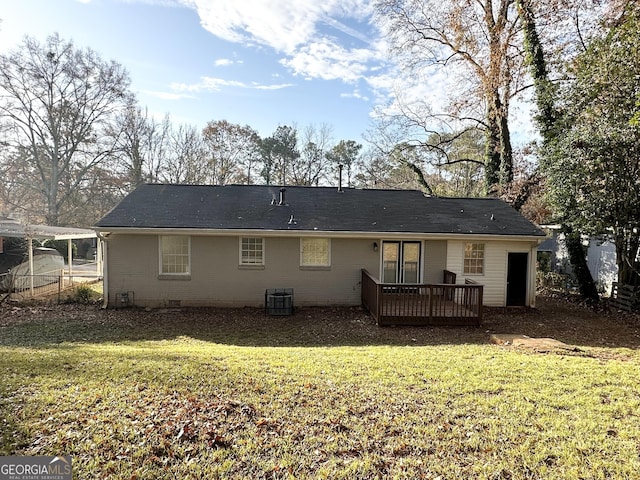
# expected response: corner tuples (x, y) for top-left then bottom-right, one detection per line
(446, 239), (538, 307)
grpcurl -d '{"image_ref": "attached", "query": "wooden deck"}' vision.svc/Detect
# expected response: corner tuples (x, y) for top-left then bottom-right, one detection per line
(361, 269), (483, 326)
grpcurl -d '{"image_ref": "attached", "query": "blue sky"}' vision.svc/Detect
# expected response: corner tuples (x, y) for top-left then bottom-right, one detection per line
(0, 0), (394, 142)
(0, 0), (537, 148)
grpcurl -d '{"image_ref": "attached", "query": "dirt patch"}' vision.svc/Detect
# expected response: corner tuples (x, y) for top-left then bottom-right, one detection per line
(482, 296), (640, 350)
(489, 333), (576, 352)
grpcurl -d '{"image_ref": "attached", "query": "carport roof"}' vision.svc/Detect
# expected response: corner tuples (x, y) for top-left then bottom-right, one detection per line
(0, 217), (96, 240)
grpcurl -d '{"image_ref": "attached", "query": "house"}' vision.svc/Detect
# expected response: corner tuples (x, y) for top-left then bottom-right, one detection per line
(538, 225), (618, 295)
(94, 184), (546, 323)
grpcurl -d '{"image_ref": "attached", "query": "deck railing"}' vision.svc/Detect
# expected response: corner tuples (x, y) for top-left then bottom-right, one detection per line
(361, 269), (483, 326)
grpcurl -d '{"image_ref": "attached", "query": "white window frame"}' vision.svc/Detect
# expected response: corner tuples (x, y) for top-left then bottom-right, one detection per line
(159, 235), (191, 276)
(464, 242), (485, 275)
(300, 238), (331, 267)
(239, 237), (265, 265)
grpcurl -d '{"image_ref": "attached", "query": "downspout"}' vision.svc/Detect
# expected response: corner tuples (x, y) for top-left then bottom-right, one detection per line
(67, 239), (73, 286)
(96, 232), (109, 309)
(28, 237), (34, 295)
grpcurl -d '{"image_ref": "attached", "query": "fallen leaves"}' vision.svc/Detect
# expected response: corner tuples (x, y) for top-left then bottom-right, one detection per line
(2, 295), (640, 479)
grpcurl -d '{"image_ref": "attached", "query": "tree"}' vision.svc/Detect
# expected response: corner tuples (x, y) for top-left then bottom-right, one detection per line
(353, 147), (396, 189)
(326, 139), (362, 189)
(420, 130), (485, 197)
(202, 120), (261, 185)
(111, 101), (170, 191)
(544, 3), (640, 287)
(0, 33), (131, 225)
(356, 145), (437, 192)
(259, 125), (299, 185)
(516, 0), (598, 300)
(374, 0), (526, 193)
(290, 124), (333, 186)
(161, 124), (207, 184)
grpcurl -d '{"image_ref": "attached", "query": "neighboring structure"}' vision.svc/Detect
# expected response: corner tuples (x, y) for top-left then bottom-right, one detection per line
(95, 184), (546, 314)
(0, 217), (100, 298)
(538, 225), (618, 295)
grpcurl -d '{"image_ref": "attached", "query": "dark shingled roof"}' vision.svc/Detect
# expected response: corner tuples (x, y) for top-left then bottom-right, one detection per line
(95, 184), (545, 237)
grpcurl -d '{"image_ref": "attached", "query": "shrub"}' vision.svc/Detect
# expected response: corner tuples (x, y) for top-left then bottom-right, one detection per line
(74, 285), (93, 304)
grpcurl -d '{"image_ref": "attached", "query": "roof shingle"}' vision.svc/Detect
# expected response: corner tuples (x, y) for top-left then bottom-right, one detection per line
(95, 184), (545, 237)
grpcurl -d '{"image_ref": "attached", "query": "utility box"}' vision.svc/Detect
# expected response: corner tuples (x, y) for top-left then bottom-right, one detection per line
(265, 288), (294, 316)
(117, 291), (134, 308)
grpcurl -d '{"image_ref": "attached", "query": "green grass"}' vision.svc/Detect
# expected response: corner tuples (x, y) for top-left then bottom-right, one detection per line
(1, 307), (640, 479)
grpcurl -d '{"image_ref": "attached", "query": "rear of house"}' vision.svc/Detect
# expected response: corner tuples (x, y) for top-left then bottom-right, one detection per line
(95, 184), (545, 311)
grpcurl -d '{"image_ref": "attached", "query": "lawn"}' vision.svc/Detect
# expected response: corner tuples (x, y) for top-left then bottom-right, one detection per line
(1, 298), (640, 479)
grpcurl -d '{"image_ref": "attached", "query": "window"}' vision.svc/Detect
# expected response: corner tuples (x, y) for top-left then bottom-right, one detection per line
(301, 238), (330, 267)
(240, 237), (264, 265)
(464, 243), (485, 275)
(159, 236), (190, 275)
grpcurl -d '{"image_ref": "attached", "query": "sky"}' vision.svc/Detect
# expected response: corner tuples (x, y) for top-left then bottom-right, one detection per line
(0, 0), (536, 147)
(0, 0), (400, 142)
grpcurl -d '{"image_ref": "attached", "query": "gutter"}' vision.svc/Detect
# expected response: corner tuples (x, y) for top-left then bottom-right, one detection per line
(94, 227), (547, 243)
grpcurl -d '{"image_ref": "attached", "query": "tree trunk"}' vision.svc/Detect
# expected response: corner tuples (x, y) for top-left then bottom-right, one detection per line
(499, 110), (513, 185)
(484, 101), (502, 193)
(517, 0), (558, 145)
(615, 228), (640, 286)
(563, 226), (599, 302)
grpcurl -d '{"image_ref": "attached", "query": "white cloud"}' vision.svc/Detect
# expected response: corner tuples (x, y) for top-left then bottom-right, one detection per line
(187, 0), (318, 53)
(178, 0), (382, 85)
(281, 38), (375, 83)
(184, 0), (371, 53)
(170, 77), (293, 93)
(340, 89), (369, 102)
(214, 58), (234, 67)
(252, 83), (294, 91)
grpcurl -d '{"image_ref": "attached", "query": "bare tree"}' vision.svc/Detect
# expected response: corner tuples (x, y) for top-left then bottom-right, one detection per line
(0, 33), (131, 225)
(355, 146), (422, 190)
(290, 123), (334, 186)
(161, 124), (207, 184)
(202, 120), (261, 185)
(374, 0), (526, 193)
(111, 100), (171, 191)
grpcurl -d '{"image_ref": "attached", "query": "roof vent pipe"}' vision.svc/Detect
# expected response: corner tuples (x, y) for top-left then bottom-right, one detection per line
(278, 187), (286, 206)
(338, 164), (344, 193)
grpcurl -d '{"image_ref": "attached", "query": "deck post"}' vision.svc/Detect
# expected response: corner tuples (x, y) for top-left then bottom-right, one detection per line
(428, 285), (433, 322)
(376, 282), (383, 325)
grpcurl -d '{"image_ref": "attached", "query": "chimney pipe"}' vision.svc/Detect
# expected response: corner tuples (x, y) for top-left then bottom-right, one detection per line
(338, 164), (343, 192)
(278, 187), (286, 205)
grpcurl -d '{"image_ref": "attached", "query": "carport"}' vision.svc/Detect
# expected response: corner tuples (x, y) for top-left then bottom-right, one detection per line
(0, 217), (101, 295)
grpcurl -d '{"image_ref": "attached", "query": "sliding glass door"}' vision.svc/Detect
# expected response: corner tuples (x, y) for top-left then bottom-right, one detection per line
(382, 241), (421, 283)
